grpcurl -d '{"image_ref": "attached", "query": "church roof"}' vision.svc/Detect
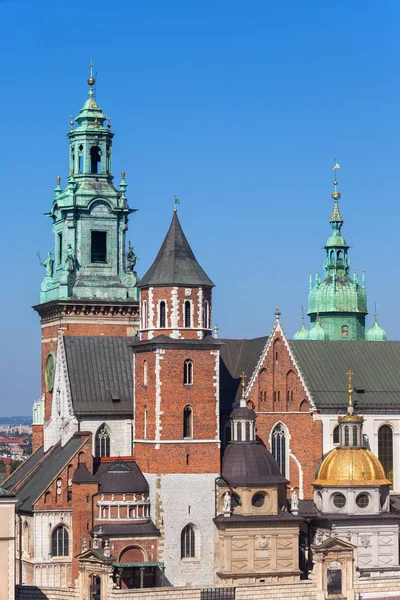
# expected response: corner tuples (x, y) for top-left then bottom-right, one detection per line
(222, 442), (288, 487)
(4, 433), (89, 513)
(289, 340), (400, 412)
(94, 459), (148, 493)
(1, 446), (44, 492)
(139, 212), (214, 288)
(64, 336), (136, 416)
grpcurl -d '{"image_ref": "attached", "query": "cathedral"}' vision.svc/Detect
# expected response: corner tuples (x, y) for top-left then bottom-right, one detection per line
(4, 70), (400, 600)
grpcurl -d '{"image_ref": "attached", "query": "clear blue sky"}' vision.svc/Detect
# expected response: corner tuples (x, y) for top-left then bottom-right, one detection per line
(0, 0), (399, 416)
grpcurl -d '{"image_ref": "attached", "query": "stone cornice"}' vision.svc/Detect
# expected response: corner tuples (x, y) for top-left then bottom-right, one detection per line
(33, 299), (139, 323)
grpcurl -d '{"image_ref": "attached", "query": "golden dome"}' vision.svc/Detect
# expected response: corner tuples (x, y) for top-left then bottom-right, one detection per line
(313, 447), (391, 487)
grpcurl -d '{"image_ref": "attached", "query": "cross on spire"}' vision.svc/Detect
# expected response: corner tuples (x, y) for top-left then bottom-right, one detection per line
(274, 308), (281, 321)
(347, 369), (353, 410)
(241, 371), (247, 398)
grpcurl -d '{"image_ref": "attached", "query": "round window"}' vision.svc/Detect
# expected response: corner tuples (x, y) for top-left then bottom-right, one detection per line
(332, 493), (346, 509)
(252, 493), (265, 508)
(356, 493), (369, 508)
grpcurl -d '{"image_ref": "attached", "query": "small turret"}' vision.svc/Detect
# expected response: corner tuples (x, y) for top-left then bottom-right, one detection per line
(366, 313), (387, 341)
(293, 315), (309, 340)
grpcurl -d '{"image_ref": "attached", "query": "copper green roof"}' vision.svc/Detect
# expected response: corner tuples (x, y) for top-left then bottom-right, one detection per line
(139, 212), (214, 288)
(366, 316), (387, 341)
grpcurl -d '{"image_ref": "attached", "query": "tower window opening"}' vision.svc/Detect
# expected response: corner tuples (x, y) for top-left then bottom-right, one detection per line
(353, 425), (358, 446)
(90, 146), (101, 174)
(337, 250), (343, 262)
(183, 406), (193, 439)
(51, 526), (69, 557)
(330, 250), (335, 260)
(204, 300), (210, 329)
(184, 301), (191, 328)
(342, 325), (349, 337)
(58, 233), (63, 264)
(159, 301), (166, 328)
(142, 300), (148, 329)
(143, 360), (148, 386)
(333, 425), (340, 445)
(95, 423), (110, 457)
(344, 425), (349, 446)
(106, 146), (111, 173)
(78, 155), (83, 173)
(91, 231), (107, 263)
(184, 359), (193, 385)
(237, 422), (242, 441)
(144, 406), (148, 440)
(378, 425), (393, 484)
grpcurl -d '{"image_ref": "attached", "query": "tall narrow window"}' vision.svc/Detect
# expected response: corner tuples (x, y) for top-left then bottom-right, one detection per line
(204, 300), (209, 329)
(183, 406), (193, 439)
(90, 146), (101, 174)
(91, 231), (107, 263)
(78, 155), (83, 173)
(184, 360), (193, 385)
(51, 526), (69, 557)
(344, 425), (349, 446)
(378, 425), (393, 484)
(272, 423), (286, 477)
(353, 425), (358, 446)
(142, 300), (147, 329)
(159, 301), (166, 328)
(58, 233), (63, 264)
(143, 360), (148, 386)
(184, 301), (191, 328)
(144, 406), (148, 440)
(106, 146), (111, 173)
(95, 424), (110, 457)
(181, 525), (195, 558)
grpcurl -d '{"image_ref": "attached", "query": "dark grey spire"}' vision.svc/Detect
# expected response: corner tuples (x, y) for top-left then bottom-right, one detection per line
(139, 212), (214, 288)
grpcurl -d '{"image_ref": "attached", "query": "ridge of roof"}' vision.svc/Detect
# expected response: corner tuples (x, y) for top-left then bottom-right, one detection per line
(139, 213), (214, 288)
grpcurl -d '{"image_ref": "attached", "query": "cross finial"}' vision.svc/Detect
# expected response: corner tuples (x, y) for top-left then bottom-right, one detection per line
(331, 157), (341, 200)
(89, 60), (94, 78)
(173, 196), (181, 212)
(274, 308), (281, 321)
(241, 371), (247, 398)
(347, 370), (353, 410)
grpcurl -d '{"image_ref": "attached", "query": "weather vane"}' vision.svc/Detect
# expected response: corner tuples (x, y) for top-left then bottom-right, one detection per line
(332, 157), (341, 200)
(173, 196), (181, 212)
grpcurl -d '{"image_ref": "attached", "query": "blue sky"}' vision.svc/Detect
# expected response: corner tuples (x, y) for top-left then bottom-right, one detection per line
(0, 0), (399, 415)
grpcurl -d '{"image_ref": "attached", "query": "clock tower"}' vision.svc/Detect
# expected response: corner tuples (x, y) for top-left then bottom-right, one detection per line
(32, 67), (139, 450)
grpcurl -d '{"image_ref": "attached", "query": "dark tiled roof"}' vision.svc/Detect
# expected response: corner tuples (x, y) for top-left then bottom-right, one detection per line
(72, 463), (97, 484)
(2, 446), (45, 492)
(289, 340), (400, 412)
(139, 213), (214, 288)
(214, 513), (301, 524)
(220, 337), (268, 411)
(64, 336), (135, 416)
(0, 487), (15, 498)
(94, 459), (148, 493)
(12, 434), (89, 513)
(222, 441), (288, 487)
(91, 521), (160, 537)
(132, 333), (221, 350)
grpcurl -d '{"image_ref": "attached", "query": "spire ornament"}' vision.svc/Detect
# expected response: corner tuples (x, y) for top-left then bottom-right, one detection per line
(87, 60), (96, 97)
(347, 369), (353, 414)
(173, 196), (181, 212)
(240, 371), (247, 407)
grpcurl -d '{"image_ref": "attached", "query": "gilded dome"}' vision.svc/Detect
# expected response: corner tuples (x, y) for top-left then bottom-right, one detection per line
(313, 447), (391, 487)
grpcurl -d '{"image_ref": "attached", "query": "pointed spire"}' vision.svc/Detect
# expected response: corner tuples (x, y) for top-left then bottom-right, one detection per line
(139, 212), (214, 288)
(293, 311), (309, 340)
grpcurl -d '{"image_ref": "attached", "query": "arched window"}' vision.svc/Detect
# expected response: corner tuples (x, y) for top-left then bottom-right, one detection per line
(184, 359), (193, 385)
(181, 525), (195, 558)
(286, 370), (296, 404)
(95, 424), (110, 458)
(353, 425), (358, 446)
(144, 406), (148, 440)
(184, 301), (191, 328)
(333, 425), (340, 445)
(204, 300), (210, 329)
(245, 421), (251, 441)
(183, 406), (193, 438)
(299, 399), (308, 412)
(274, 338), (281, 362)
(271, 423), (286, 477)
(142, 300), (147, 329)
(378, 425), (393, 484)
(143, 360), (148, 386)
(342, 325), (349, 337)
(159, 301), (166, 328)
(51, 526), (69, 557)
(330, 250), (335, 260)
(90, 146), (101, 174)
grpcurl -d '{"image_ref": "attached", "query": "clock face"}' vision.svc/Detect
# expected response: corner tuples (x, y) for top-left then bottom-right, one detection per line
(45, 353), (55, 392)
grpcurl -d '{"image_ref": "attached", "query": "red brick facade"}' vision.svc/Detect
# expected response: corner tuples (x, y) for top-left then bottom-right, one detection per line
(246, 326), (323, 499)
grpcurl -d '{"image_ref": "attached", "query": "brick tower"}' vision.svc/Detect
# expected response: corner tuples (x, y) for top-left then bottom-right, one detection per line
(132, 207), (221, 586)
(32, 67), (139, 449)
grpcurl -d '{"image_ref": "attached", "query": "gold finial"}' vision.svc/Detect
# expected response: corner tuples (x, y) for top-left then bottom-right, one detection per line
(347, 369), (353, 409)
(173, 196), (181, 212)
(241, 371), (247, 398)
(88, 59), (96, 87)
(70, 168), (74, 176)
(56, 176), (61, 185)
(107, 117), (111, 129)
(331, 157), (341, 200)
(69, 115), (74, 127)
(121, 171), (126, 179)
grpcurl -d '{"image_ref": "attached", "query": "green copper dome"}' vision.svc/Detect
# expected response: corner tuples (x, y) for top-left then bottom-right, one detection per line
(293, 317), (309, 340)
(306, 163), (368, 341)
(309, 318), (327, 340)
(366, 315), (387, 341)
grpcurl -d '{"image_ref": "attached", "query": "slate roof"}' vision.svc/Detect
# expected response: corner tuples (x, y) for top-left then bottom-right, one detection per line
(289, 340), (400, 412)
(91, 522), (160, 536)
(139, 213), (214, 288)
(64, 336), (136, 416)
(222, 442), (288, 487)
(2, 446), (44, 492)
(94, 459), (148, 493)
(219, 336), (268, 411)
(6, 434), (89, 513)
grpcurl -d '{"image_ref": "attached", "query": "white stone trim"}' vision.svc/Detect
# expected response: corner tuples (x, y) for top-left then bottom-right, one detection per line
(148, 287), (155, 330)
(155, 349), (165, 448)
(211, 350), (220, 441)
(133, 439), (220, 444)
(171, 287), (180, 338)
(269, 420), (291, 481)
(289, 451), (304, 499)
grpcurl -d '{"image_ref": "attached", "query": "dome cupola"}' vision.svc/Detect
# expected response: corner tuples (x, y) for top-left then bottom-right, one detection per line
(293, 315), (309, 340)
(366, 312), (387, 341)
